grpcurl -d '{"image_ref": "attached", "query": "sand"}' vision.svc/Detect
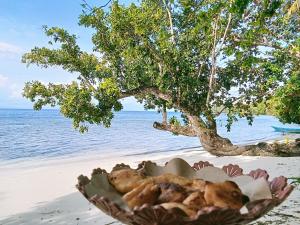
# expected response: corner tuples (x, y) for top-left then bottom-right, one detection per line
(0, 150), (299, 225)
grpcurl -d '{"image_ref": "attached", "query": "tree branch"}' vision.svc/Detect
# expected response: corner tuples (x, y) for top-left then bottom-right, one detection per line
(100, 0), (112, 8)
(162, 0), (175, 44)
(197, 63), (203, 77)
(232, 36), (283, 50)
(82, 0), (93, 11)
(216, 13), (232, 57)
(81, 75), (96, 91)
(216, 95), (247, 116)
(142, 37), (175, 75)
(119, 83), (213, 132)
(153, 121), (197, 137)
(120, 86), (208, 128)
(206, 15), (220, 107)
(82, 0), (112, 11)
(120, 87), (172, 101)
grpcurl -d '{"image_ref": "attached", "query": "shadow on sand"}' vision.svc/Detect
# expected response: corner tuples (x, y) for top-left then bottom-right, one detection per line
(0, 192), (122, 225)
(0, 186), (299, 225)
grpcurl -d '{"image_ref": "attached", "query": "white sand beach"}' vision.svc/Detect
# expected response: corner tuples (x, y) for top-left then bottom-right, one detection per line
(0, 150), (299, 225)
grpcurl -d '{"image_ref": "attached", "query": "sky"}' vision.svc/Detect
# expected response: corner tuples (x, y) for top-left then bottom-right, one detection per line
(0, 0), (144, 110)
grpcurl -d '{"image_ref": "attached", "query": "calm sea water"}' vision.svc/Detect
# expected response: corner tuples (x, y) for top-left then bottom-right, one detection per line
(0, 109), (291, 161)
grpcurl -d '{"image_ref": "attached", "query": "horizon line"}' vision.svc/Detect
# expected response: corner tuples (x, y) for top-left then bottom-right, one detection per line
(0, 108), (160, 112)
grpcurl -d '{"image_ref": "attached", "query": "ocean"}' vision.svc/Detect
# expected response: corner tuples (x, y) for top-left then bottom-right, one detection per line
(0, 109), (291, 162)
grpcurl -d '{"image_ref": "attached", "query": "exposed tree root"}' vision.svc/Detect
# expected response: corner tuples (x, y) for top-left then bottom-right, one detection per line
(153, 120), (300, 157)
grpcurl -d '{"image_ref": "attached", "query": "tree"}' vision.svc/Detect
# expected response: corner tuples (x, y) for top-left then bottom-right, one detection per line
(271, 74), (300, 124)
(286, 0), (300, 17)
(22, 0), (299, 156)
(267, 3), (300, 124)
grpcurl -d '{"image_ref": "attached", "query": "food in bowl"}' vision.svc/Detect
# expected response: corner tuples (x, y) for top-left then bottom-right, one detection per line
(107, 167), (249, 217)
(77, 158), (294, 225)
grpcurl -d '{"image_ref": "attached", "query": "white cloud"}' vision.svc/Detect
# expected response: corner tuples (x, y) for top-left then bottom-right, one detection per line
(0, 74), (8, 87)
(0, 75), (23, 99)
(9, 83), (23, 99)
(0, 42), (22, 56)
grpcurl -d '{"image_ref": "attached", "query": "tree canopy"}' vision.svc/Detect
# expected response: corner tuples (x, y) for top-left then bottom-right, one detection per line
(272, 74), (300, 124)
(22, 0), (300, 154)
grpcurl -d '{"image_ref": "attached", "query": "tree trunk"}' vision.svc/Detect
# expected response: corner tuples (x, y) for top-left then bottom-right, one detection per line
(186, 115), (248, 156)
(153, 112), (299, 156)
(162, 105), (167, 125)
(197, 128), (247, 156)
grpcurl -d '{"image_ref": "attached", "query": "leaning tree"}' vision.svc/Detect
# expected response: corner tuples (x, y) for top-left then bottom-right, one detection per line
(23, 0), (299, 155)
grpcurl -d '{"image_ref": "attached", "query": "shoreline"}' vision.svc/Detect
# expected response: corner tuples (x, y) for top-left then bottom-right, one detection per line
(1, 136), (300, 224)
(1, 132), (298, 168)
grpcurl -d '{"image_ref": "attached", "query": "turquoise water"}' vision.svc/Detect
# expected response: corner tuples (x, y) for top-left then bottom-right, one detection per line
(0, 109), (289, 161)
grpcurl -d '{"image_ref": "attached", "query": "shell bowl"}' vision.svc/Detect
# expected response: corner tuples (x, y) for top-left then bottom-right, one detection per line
(76, 158), (294, 225)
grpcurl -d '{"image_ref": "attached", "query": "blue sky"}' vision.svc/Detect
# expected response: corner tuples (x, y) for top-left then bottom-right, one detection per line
(0, 0), (144, 110)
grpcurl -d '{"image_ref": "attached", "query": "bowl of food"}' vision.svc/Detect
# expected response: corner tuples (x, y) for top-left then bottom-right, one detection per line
(76, 158), (294, 225)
